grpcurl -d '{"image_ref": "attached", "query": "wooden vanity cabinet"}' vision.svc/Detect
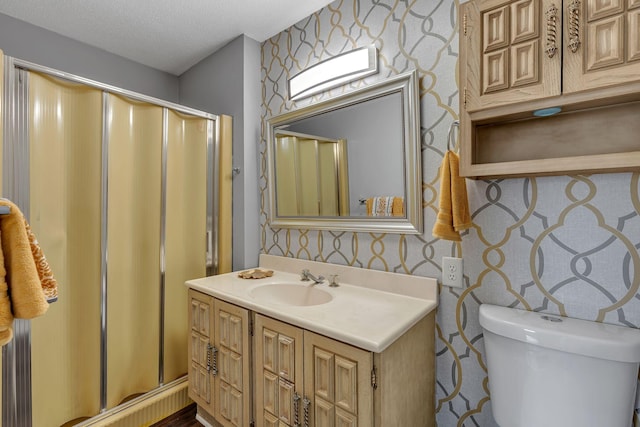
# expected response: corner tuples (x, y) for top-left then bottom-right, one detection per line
(460, 0), (640, 177)
(254, 312), (436, 427)
(188, 289), (251, 427)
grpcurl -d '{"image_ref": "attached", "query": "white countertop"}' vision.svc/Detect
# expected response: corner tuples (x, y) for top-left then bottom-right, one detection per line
(186, 256), (438, 353)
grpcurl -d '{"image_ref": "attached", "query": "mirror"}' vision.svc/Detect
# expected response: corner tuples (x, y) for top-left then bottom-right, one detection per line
(267, 70), (422, 234)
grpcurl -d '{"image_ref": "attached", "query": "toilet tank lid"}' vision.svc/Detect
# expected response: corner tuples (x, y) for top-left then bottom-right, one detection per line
(479, 304), (640, 363)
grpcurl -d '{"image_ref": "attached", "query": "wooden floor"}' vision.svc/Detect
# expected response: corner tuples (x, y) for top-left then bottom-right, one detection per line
(151, 403), (202, 426)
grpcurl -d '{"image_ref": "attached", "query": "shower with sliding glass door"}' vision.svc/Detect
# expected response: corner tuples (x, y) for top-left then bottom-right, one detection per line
(1, 51), (232, 426)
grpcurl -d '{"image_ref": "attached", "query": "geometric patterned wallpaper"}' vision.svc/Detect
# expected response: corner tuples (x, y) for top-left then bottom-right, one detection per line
(259, 0), (640, 425)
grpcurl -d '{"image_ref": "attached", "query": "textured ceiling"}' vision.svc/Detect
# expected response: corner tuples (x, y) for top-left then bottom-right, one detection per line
(0, 0), (333, 75)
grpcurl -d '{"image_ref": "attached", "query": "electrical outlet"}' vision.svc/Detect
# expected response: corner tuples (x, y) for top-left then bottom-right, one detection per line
(442, 257), (464, 288)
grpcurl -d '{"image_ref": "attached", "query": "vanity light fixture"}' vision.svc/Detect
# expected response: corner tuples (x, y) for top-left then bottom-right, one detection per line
(288, 45), (378, 100)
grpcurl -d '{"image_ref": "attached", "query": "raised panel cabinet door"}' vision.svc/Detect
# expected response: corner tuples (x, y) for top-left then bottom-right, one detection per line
(255, 314), (305, 427)
(461, 0), (561, 111)
(303, 331), (373, 427)
(563, 0), (640, 92)
(187, 290), (215, 414)
(189, 289), (211, 337)
(213, 299), (251, 427)
(263, 411), (280, 427)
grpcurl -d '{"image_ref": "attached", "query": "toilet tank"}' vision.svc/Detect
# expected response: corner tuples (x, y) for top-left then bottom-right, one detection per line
(479, 304), (640, 427)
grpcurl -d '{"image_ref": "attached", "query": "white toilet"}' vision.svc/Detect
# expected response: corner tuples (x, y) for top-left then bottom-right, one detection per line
(479, 303), (640, 427)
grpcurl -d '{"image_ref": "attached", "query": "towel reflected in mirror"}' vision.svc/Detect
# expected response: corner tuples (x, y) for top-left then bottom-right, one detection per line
(366, 196), (404, 217)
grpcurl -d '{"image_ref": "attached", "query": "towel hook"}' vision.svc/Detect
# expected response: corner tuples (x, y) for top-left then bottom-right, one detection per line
(447, 120), (460, 153)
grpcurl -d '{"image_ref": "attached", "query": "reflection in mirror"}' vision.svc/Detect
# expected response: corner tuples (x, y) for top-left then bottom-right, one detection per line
(278, 92), (404, 217)
(267, 70), (422, 234)
(273, 130), (350, 216)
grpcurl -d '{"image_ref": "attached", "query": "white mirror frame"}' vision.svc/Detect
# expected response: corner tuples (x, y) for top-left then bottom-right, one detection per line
(267, 70), (423, 234)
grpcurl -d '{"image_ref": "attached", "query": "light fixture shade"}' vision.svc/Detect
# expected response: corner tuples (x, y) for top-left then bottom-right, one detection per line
(288, 46), (378, 100)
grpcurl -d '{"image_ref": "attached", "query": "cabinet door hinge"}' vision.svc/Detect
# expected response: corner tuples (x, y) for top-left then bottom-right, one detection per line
(463, 87), (468, 109)
(250, 421), (255, 427)
(249, 317), (254, 336)
(371, 365), (378, 389)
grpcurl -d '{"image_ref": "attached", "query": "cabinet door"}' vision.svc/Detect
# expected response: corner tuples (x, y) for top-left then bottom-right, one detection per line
(563, 0), (640, 92)
(255, 315), (305, 427)
(303, 332), (373, 427)
(462, 0), (561, 111)
(213, 299), (251, 427)
(187, 289), (215, 413)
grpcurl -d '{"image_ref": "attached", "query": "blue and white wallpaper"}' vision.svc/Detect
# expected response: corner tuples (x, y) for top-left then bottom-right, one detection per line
(259, 0), (640, 425)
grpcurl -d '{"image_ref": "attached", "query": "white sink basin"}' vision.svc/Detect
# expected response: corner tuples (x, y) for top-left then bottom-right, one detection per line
(250, 283), (333, 306)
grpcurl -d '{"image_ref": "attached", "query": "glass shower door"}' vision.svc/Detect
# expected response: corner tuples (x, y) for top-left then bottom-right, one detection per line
(20, 68), (214, 426)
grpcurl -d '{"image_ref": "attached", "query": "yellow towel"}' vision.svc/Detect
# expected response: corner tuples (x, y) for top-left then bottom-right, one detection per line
(0, 232), (13, 346)
(0, 200), (50, 319)
(392, 197), (404, 217)
(25, 221), (58, 302)
(432, 151), (471, 241)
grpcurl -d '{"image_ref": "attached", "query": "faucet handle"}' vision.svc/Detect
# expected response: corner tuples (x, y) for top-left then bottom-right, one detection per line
(328, 274), (339, 287)
(301, 269), (310, 281)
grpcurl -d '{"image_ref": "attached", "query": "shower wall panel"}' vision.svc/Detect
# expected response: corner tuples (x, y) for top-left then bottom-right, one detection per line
(106, 94), (163, 409)
(164, 110), (208, 383)
(29, 72), (103, 426)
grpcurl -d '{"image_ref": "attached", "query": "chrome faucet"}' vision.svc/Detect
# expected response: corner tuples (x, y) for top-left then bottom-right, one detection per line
(300, 269), (325, 284)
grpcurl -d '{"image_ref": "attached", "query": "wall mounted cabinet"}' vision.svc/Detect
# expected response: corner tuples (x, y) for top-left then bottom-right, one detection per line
(460, 0), (640, 178)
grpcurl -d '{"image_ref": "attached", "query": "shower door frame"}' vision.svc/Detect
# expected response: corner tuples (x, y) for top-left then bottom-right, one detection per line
(1, 56), (222, 426)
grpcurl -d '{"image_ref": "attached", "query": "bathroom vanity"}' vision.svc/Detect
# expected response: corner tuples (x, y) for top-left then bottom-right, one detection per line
(185, 254), (438, 427)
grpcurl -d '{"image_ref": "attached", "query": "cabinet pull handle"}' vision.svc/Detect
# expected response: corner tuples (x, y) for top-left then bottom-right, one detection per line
(206, 343), (214, 372)
(303, 397), (311, 427)
(293, 392), (301, 427)
(211, 346), (218, 376)
(545, 4), (558, 58)
(568, 0), (581, 53)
